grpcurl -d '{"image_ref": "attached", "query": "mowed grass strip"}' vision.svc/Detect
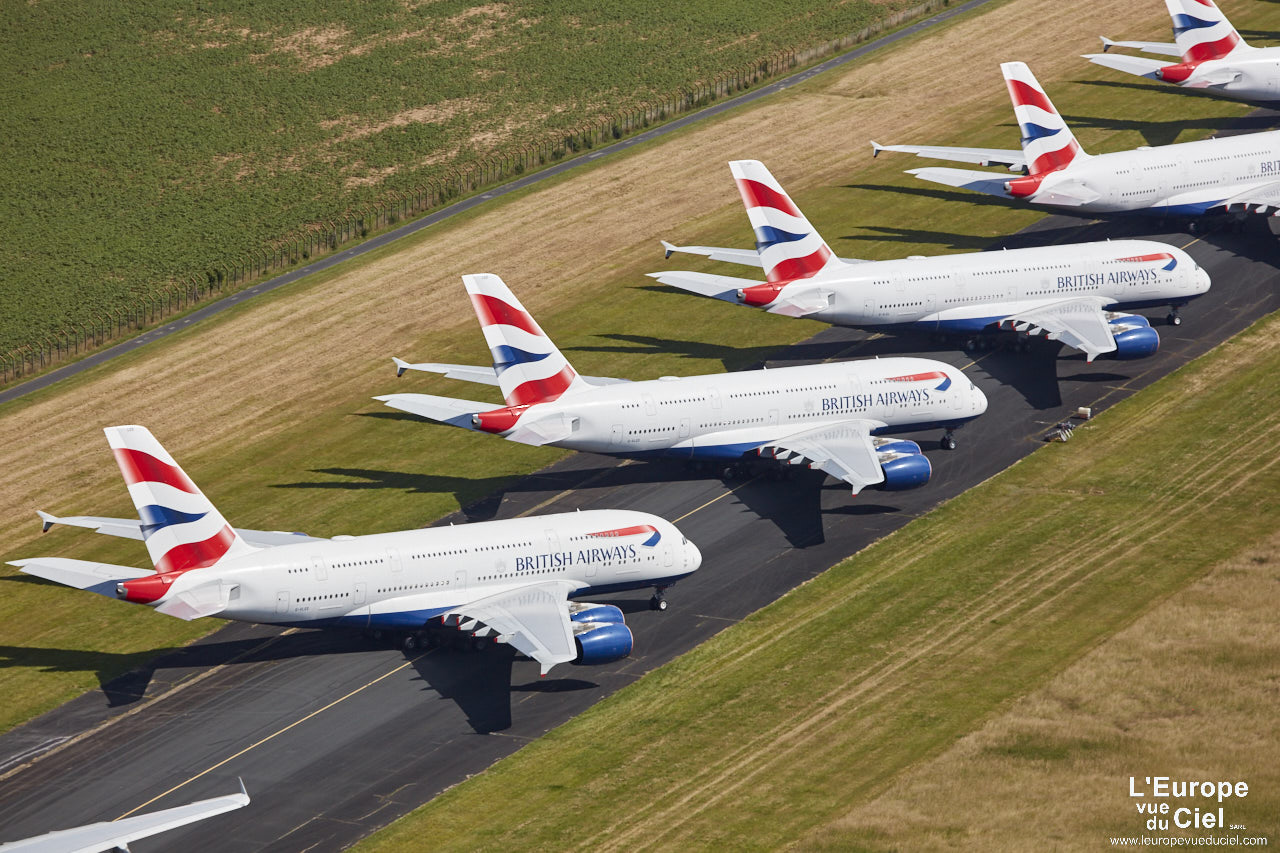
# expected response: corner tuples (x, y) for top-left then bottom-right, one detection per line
(0, 0), (1269, 730)
(353, 312), (1280, 852)
(817, 532), (1280, 849)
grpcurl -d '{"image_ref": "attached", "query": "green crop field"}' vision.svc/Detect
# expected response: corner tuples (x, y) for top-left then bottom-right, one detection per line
(0, 0), (921, 355)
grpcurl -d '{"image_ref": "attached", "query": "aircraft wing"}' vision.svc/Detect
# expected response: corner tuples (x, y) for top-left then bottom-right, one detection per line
(9, 557), (153, 598)
(905, 168), (1017, 199)
(1213, 179), (1280, 215)
(0, 780), (249, 852)
(993, 296), (1118, 361)
(34, 512), (327, 547)
(444, 579), (584, 675)
(1083, 52), (1166, 80)
(757, 419), (889, 494)
(872, 140), (1026, 171)
(660, 241), (867, 266)
(1099, 36), (1181, 57)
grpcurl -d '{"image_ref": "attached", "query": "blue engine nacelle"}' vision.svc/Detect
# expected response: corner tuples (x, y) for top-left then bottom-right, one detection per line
(1108, 325), (1160, 360)
(875, 439), (923, 457)
(569, 603), (625, 625)
(574, 622), (634, 665)
(877, 452), (932, 491)
(1110, 314), (1151, 329)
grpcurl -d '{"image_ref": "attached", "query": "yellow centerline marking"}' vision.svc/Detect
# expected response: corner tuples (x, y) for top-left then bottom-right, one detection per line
(672, 475), (762, 524)
(1180, 237), (1202, 250)
(116, 652), (429, 820)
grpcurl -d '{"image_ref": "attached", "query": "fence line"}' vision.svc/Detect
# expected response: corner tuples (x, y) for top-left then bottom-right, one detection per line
(0, 0), (948, 387)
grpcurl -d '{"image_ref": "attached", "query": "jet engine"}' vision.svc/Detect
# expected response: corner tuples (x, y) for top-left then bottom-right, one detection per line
(873, 439), (932, 491)
(572, 621), (634, 665)
(1105, 314), (1160, 360)
(568, 602), (625, 625)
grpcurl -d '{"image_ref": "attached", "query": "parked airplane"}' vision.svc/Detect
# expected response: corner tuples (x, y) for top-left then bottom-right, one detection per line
(13, 426), (702, 674)
(0, 781), (249, 853)
(651, 160), (1209, 357)
(872, 61), (1280, 224)
(377, 274), (986, 500)
(1085, 0), (1278, 105)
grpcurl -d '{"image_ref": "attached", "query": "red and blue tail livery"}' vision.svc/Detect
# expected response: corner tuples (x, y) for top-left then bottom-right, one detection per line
(464, 274), (587, 408)
(730, 160), (841, 284)
(1002, 62), (1085, 178)
(106, 426), (255, 576)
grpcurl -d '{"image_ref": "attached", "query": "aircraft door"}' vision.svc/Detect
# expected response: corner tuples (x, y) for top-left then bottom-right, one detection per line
(610, 424), (624, 445)
(708, 388), (722, 409)
(925, 292), (936, 314)
(353, 582), (366, 606)
(453, 570), (467, 592)
(663, 542), (674, 567)
(386, 548), (403, 574)
(679, 417), (691, 439)
(311, 556), (328, 581)
(767, 409), (778, 427)
(275, 590), (291, 615)
(642, 393), (657, 416)
(545, 528), (561, 551)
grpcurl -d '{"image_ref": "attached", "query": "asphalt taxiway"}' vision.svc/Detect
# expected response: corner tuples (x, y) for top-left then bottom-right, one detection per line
(1, 209), (1277, 850)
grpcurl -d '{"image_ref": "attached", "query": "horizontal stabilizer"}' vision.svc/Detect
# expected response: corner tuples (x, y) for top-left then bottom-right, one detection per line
(661, 240), (764, 268)
(35, 511), (326, 547)
(906, 168), (1016, 199)
(393, 358), (500, 385)
(873, 140), (1026, 170)
(1099, 36), (1181, 57)
(1083, 52), (1167, 80)
(10, 557), (153, 598)
(646, 270), (758, 303)
(661, 240), (866, 267)
(373, 393), (496, 429)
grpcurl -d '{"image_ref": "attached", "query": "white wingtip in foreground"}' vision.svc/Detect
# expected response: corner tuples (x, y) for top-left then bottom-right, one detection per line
(0, 780), (249, 852)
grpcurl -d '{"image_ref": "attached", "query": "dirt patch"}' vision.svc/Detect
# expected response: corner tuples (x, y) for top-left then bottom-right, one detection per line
(323, 98), (487, 145)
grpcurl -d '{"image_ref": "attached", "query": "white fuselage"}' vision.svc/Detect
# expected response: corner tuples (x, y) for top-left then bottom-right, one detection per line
(793, 240), (1208, 332)
(1169, 50), (1280, 104)
(157, 510), (699, 630)
(504, 357), (986, 458)
(1030, 130), (1280, 214)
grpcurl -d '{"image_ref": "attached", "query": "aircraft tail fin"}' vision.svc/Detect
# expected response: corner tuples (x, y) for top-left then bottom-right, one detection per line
(1166, 0), (1246, 61)
(1000, 62), (1087, 176)
(728, 160), (842, 283)
(461, 274), (588, 407)
(104, 426), (257, 574)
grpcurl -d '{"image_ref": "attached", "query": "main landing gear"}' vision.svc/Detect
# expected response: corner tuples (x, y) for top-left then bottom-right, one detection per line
(650, 587), (669, 612)
(940, 430), (958, 451)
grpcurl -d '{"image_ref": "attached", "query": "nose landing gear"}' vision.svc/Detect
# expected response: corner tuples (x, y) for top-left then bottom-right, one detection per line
(650, 587), (669, 611)
(940, 430), (957, 451)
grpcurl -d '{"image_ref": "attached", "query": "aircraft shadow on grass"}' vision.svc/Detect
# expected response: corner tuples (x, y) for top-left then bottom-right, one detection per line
(838, 225), (994, 252)
(563, 333), (782, 373)
(1059, 112), (1280, 147)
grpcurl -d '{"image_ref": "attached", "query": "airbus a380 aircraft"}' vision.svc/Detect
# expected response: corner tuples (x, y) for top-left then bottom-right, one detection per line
(652, 160), (1209, 357)
(873, 61), (1280, 223)
(1086, 0), (1279, 105)
(13, 426), (701, 674)
(377, 274), (985, 492)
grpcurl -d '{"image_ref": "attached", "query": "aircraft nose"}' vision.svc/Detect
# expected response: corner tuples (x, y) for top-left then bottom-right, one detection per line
(972, 382), (988, 415)
(1195, 266), (1211, 294)
(685, 538), (703, 572)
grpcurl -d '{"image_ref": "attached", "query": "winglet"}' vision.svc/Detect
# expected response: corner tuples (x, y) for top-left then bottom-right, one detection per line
(1100, 36), (1115, 52)
(38, 510), (57, 533)
(870, 140), (884, 158)
(393, 357), (410, 378)
(661, 240), (677, 260)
